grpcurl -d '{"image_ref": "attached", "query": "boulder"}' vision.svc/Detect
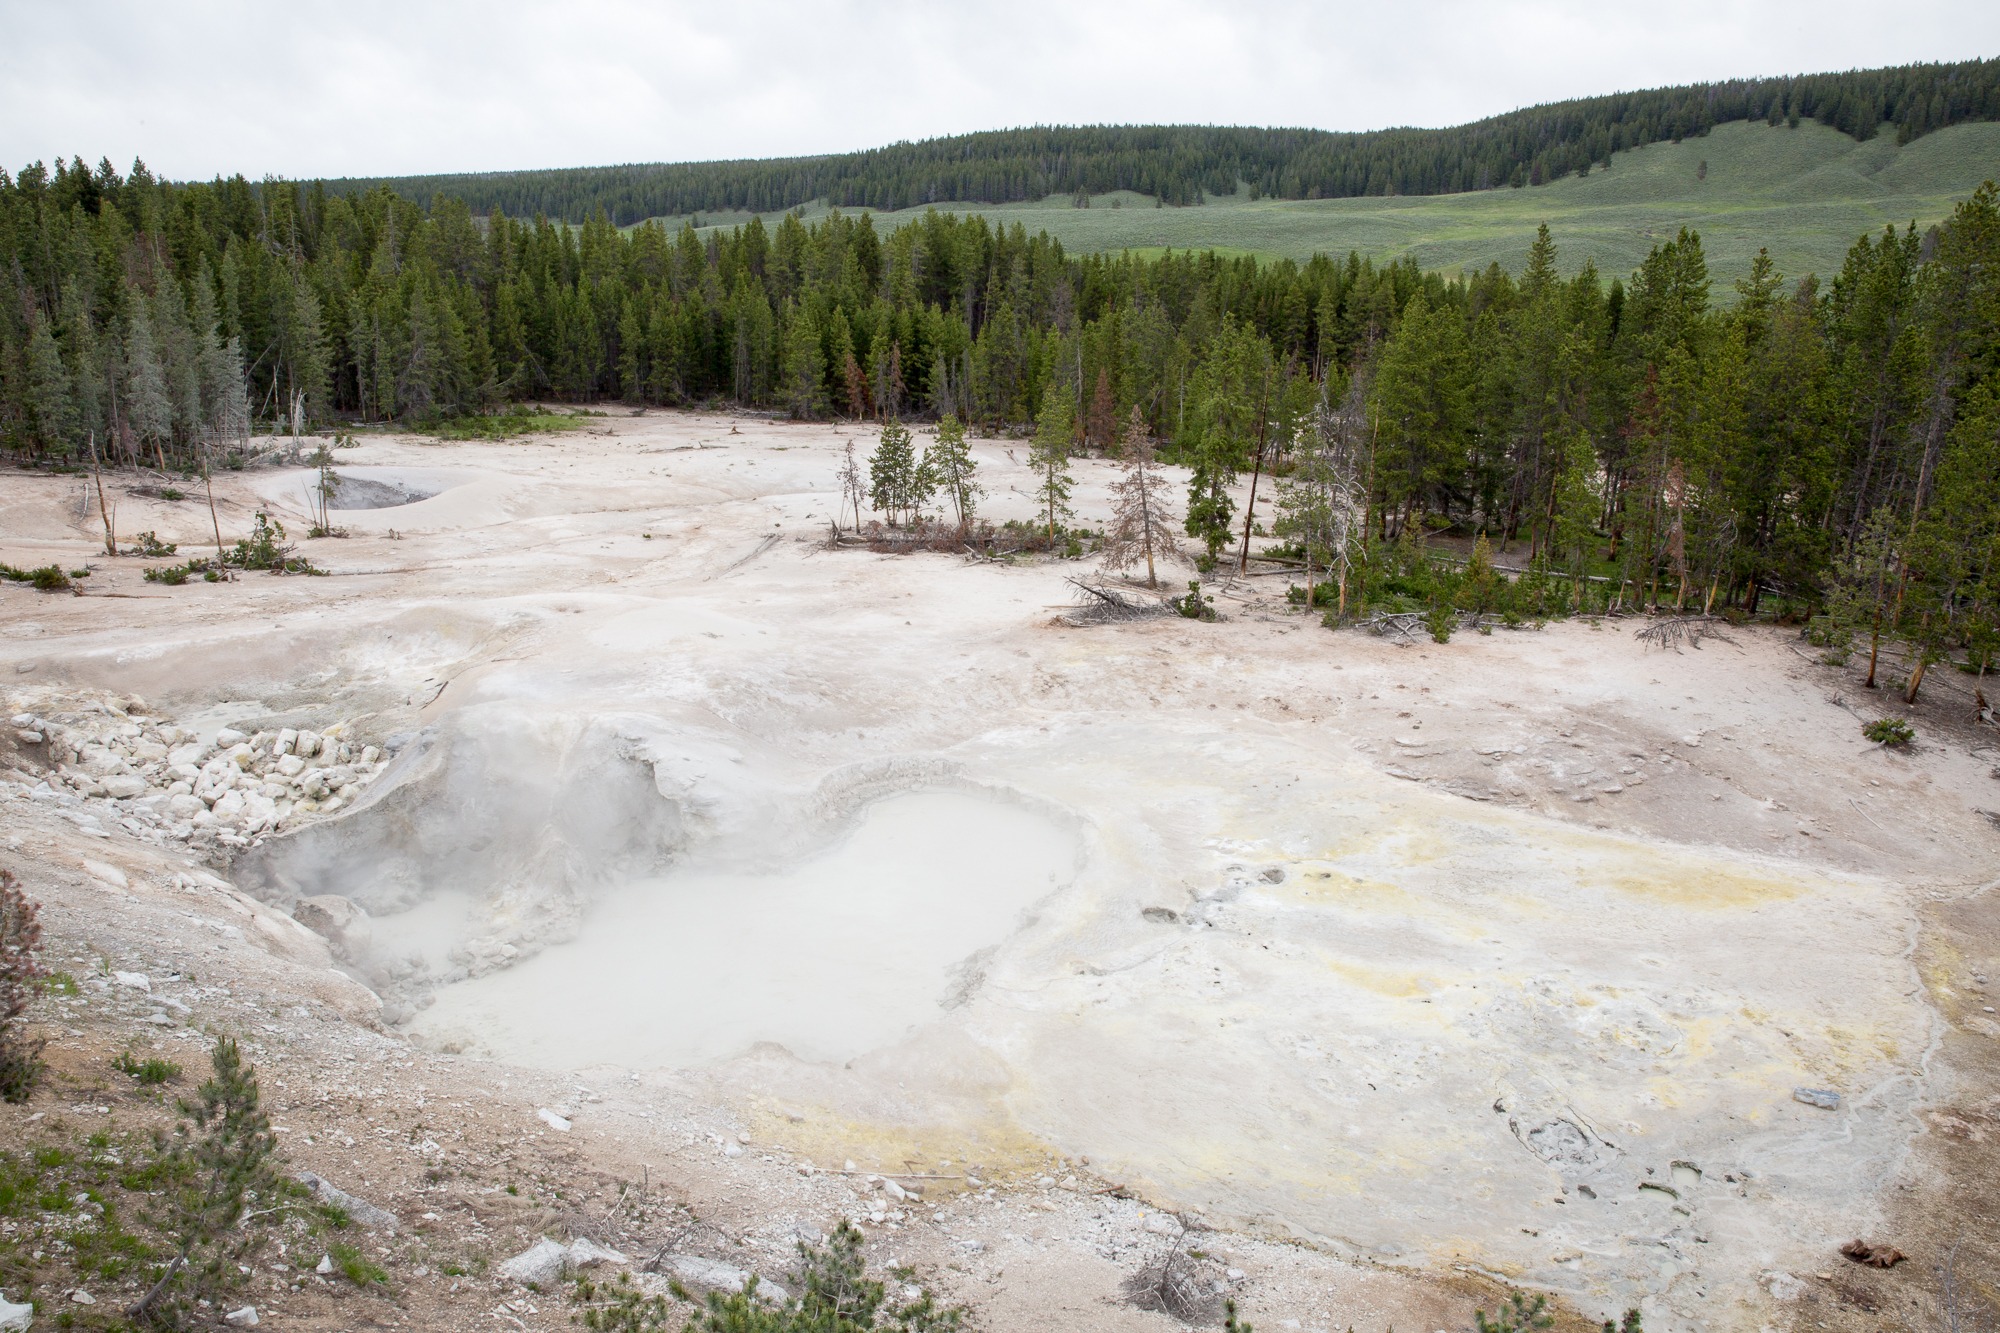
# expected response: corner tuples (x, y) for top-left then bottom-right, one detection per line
(223, 1306), (259, 1326)
(238, 793), (279, 832)
(566, 1238), (628, 1270)
(293, 897), (372, 962)
(0, 1291), (31, 1331)
(499, 1238), (568, 1287)
(211, 790), (246, 822)
(102, 774), (148, 800)
(296, 1172), (397, 1231)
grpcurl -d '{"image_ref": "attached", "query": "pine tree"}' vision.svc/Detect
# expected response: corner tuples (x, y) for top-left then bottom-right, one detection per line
(1029, 386), (1075, 538)
(927, 414), (981, 530)
(24, 314), (76, 456)
(1182, 316), (1271, 562)
(778, 302), (827, 418)
(869, 419), (917, 525)
(129, 1037), (283, 1326)
(1102, 405), (1177, 586)
(125, 297), (173, 465)
(1087, 367), (1117, 453)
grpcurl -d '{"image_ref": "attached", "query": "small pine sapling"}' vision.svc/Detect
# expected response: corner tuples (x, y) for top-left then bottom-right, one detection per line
(129, 1036), (286, 1326)
(0, 869), (47, 1102)
(1863, 717), (1915, 746)
(1476, 1290), (1553, 1333)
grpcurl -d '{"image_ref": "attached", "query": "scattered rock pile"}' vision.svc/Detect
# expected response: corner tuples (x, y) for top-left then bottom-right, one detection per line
(4, 692), (390, 852)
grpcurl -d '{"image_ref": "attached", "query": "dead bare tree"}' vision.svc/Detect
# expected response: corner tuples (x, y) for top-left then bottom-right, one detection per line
(1123, 1217), (1221, 1323)
(1276, 369), (1368, 617)
(88, 430), (116, 556)
(1101, 406), (1179, 588)
(836, 439), (867, 534)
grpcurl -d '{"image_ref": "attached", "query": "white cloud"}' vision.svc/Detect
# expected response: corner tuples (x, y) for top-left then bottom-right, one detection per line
(0, 0), (1994, 179)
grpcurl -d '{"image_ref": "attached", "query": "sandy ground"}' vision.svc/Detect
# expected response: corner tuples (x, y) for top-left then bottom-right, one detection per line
(2, 410), (1998, 1332)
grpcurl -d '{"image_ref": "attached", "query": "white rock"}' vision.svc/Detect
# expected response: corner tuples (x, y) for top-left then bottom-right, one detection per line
(880, 1178), (907, 1201)
(223, 1305), (259, 1326)
(296, 731), (321, 757)
(113, 971), (150, 991)
(275, 754), (306, 778)
(0, 1296), (28, 1331)
(499, 1238), (568, 1287)
(14, 730), (43, 745)
(360, 745), (381, 764)
(566, 1238), (628, 1270)
(215, 728), (248, 748)
(537, 1108), (572, 1132)
(296, 1172), (398, 1231)
(211, 790), (246, 822)
(82, 859), (128, 888)
(1143, 1213), (1181, 1236)
(276, 729), (298, 755)
(723, 1142), (743, 1158)
(294, 896), (372, 959)
(665, 1255), (752, 1293)
(69, 1290), (94, 1304)
(102, 774), (148, 800)
(238, 794), (279, 831)
(168, 743), (207, 767)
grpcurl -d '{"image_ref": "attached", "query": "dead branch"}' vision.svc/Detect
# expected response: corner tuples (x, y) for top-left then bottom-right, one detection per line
(1636, 615), (1731, 652)
(1061, 578), (1174, 626)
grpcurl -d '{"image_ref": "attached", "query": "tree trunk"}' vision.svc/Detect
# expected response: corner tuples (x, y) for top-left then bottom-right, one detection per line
(1236, 435), (1267, 575)
(89, 432), (116, 556)
(1904, 654), (1929, 704)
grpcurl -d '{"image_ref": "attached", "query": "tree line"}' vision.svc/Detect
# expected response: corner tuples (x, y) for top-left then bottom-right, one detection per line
(0, 154), (1995, 700)
(321, 58), (2000, 223)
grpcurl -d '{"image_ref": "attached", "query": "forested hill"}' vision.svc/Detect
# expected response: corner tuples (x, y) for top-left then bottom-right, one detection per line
(323, 58), (2000, 223)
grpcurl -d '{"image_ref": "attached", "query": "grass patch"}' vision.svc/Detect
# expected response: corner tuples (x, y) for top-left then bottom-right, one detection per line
(111, 1053), (182, 1086)
(675, 120), (2000, 287)
(424, 406), (584, 441)
(328, 1240), (389, 1288)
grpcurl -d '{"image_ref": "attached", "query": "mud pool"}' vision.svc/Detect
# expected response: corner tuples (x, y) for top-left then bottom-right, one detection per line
(404, 791), (1079, 1068)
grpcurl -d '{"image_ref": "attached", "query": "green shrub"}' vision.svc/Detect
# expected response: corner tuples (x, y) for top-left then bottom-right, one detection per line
(1863, 717), (1914, 746)
(1174, 581), (1216, 621)
(0, 563), (72, 593)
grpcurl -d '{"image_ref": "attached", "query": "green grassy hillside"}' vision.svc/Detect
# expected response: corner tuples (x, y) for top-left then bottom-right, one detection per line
(658, 119), (2000, 285)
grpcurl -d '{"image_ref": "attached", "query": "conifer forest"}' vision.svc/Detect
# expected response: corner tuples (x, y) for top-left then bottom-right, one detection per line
(2, 64), (1998, 697)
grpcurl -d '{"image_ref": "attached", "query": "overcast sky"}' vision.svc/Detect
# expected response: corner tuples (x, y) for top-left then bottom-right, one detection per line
(3, 0), (1996, 181)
